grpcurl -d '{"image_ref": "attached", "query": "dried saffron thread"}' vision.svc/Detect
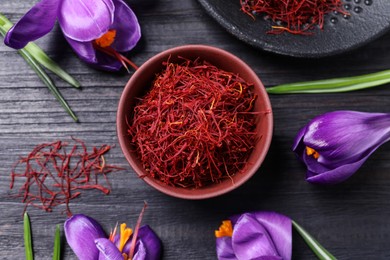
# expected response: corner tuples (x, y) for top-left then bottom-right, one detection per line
(128, 57), (261, 188)
(240, 0), (348, 35)
(9, 138), (124, 216)
(92, 42), (139, 72)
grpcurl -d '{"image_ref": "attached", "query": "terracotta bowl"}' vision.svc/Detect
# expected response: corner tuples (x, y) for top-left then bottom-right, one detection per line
(117, 45), (273, 199)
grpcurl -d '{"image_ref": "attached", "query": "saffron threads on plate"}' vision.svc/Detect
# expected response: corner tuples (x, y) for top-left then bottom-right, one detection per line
(128, 57), (259, 188)
(10, 138), (124, 216)
(240, 0), (348, 35)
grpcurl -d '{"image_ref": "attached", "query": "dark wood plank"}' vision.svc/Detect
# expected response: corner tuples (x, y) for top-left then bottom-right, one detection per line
(1, 0), (390, 259)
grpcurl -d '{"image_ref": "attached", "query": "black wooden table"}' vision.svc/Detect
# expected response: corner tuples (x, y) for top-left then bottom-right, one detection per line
(1, 0), (390, 259)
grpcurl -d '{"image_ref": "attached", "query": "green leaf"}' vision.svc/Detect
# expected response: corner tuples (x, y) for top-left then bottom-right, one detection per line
(24, 43), (80, 88)
(0, 13), (79, 121)
(292, 220), (337, 260)
(18, 48), (78, 122)
(53, 225), (61, 260)
(0, 13), (12, 33)
(0, 14), (79, 88)
(266, 70), (390, 94)
(24, 212), (34, 260)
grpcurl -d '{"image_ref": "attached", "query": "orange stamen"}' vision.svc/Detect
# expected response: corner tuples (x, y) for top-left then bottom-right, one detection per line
(119, 223), (133, 252)
(215, 220), (233, 238)
(306, 146), (320, 159)
(95, 30), (116, 48)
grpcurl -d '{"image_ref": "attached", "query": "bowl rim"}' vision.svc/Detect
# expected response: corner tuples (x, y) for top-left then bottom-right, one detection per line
(117, 44), (273, 199)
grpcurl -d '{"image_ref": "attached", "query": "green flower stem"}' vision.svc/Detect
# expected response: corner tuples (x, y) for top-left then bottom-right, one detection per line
(266, 70), (390, 94)
(292, 220), (336, 260)
(0, 13), (78, 122)
(18, 48), (78, 121)
(24, 212), (34, 260)
(0, 14), (79, 88)
(24, 43), (80, 88)
(53, 225), (61, 260)
(0, 18), (8, 36)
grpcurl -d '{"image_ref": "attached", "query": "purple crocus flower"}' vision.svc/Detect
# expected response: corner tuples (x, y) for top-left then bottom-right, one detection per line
(4, 0), (140, 71)
(293, 111), (390, 184)
(65, 214), (162, 260)
(215, 212), (292, 260)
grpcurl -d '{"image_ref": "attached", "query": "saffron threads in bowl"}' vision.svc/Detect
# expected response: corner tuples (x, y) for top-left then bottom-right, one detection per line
(10, 138), (124, 216)
(128, 57), (259, 188)
(240, 0), (348, 35)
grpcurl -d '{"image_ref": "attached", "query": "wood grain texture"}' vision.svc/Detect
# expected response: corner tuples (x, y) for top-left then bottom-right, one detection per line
(1, 0), (390, 259)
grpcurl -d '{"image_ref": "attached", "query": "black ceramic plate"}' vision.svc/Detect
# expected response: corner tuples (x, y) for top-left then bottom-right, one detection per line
(197, 0), (390, 57)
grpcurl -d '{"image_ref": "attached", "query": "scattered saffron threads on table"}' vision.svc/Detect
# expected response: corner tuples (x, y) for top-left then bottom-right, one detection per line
(240, 0), (348, 35)
(9, 138), (124, 217)
(128, 57), (259, 188)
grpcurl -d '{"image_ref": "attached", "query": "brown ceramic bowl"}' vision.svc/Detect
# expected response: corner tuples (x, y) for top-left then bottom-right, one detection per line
(117, 45), (273, 199)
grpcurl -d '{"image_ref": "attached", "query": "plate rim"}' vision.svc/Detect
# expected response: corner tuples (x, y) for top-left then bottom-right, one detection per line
(197, 0), (390, 58)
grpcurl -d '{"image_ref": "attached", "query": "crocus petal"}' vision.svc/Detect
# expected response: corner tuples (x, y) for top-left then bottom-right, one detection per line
(65, 36), (122, 71)
(252, 212), (292, 260)
(216, 212), (292, 260)
(133, 240), (147, 260)
(294, 111), (390, 184)
(96, 238), (124, 260)
(58, 0), (115, 42)
(119, 225), (162, 260)
(110, 0), (141, 52)
(101, 0), (116, 14)
(304, 111), (390, 165)
(232, 215), (280, 259)
(216, 237), (237, 260)
(136, 225), (162, 259)
(232, 213), (290, 260)
(64, 37), (96, 63)
(64, 214), (106, 260)
(292, 126), (306, 154)
(306, 157), (366, 184)
(4, 0), (61, 49)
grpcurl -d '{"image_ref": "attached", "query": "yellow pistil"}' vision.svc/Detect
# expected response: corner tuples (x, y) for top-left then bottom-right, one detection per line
(306, 146), (320, 159)
(215, 220), (233, 238)
(95, 30), (117, 48)
(119, 223), (133, 252)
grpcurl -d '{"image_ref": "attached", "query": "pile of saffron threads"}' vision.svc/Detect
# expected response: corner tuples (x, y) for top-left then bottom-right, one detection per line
(128, 57), (259, 188)
(240, 0), (348, 35)
(10, 138), (124, 216)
